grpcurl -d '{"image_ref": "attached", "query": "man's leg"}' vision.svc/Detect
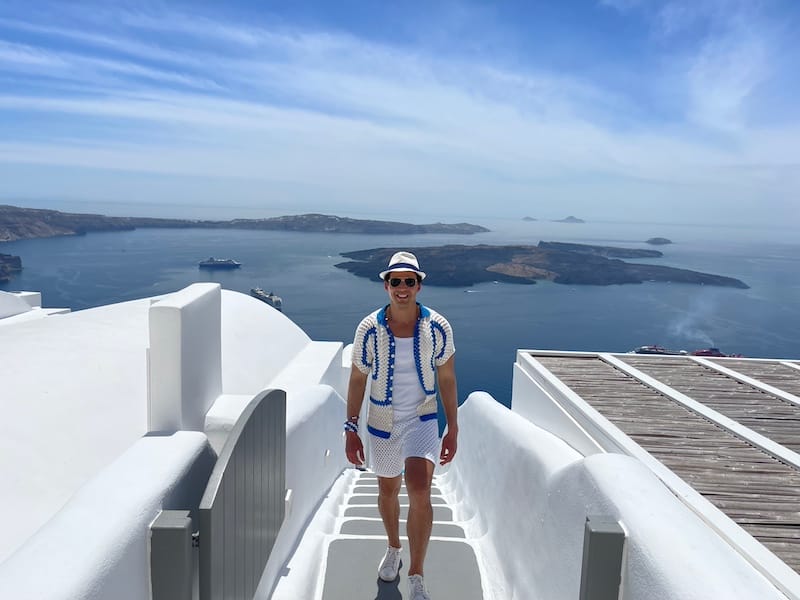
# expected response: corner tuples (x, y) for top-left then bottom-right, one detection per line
(377, 475), (403, 548)
(404, 457), (434, 576)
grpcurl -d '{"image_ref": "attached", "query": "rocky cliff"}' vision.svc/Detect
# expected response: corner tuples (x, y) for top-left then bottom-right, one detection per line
(0, 205), (135, 242)
(0, 205), (488, 242)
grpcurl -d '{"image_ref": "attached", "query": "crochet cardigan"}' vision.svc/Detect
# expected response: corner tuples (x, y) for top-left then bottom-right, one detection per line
(351, 303), (455, 439)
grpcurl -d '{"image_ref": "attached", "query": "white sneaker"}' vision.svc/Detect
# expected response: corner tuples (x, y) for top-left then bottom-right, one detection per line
(408, 574), (431, 600)
(378, 546), (402, 581)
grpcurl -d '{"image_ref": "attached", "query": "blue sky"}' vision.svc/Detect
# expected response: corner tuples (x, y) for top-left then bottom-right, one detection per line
(0, 0), (798, 225)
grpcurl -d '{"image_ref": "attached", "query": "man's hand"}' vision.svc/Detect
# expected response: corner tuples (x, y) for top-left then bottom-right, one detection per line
(345, 431), (365, 466)
(439, 429), (457, 465)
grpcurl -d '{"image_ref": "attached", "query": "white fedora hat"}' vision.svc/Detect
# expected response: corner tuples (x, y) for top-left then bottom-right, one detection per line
(378, 251), (426, 280)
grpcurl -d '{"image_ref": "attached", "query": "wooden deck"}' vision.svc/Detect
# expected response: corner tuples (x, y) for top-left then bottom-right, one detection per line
(532, 354), (800, 575)
(620, 356), (800, 453)
(708, 358), (800, 399)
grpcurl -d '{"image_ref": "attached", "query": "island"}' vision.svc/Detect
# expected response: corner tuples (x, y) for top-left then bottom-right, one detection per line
(646, 237), (673, 245)
(334, 243), (749, 288)
(0, 253), (22, 283)
(538, 241), (662, 259)
(0, 206), (135, 242)
(553, 216), (585, 223)
(522, 216), (537, 221)
(0, 205), (489, 243)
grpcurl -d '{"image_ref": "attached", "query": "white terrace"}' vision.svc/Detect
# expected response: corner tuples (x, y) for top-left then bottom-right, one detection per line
(0, 285), (798, 599)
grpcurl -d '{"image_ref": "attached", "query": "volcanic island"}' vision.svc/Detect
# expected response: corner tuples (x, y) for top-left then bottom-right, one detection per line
(335, 242), (749, 288)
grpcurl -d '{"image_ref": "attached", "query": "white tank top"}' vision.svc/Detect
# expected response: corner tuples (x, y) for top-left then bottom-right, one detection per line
(391, 336), (426, 422)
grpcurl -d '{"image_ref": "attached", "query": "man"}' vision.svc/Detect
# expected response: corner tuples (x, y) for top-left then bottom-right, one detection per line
(345, 251), (458, 600)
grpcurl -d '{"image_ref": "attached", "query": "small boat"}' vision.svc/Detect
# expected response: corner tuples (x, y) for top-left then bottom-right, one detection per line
(690, 347), (743, 358)
(630, 345), (687, 355)
(198, 257), (241, 269)
(250, 287), (282, 311)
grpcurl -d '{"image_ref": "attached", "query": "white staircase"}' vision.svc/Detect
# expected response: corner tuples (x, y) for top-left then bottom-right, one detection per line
(319, 470), (484, 599)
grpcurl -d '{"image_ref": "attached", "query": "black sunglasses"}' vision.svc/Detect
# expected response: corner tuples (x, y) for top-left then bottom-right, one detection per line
(389, 277), (419, 288)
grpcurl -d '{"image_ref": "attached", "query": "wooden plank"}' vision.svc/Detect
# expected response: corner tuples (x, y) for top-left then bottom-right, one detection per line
(709, 359), (800, 398)
(618, 356), (800, 454)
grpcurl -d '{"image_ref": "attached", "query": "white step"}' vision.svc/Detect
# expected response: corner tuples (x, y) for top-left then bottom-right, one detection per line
(318, 470), (483, 599)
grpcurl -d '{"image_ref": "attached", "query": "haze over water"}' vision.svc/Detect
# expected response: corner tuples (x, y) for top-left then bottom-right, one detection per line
(3, 208), (798, 405)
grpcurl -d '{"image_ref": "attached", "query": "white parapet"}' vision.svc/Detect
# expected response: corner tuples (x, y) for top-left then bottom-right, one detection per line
(206, 341), (345, 456)
(0, 291), (71, 325)
(148, 283), (222, 433)
(0, 290), (34, 319)
(0, 431), (213, 600)
(13, 291), (42, 308)
(445, 392), (790, 600)
(511, 351), (607, 456)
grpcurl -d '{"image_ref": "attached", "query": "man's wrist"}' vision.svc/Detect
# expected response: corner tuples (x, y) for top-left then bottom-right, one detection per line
(344, 416), (359, 434)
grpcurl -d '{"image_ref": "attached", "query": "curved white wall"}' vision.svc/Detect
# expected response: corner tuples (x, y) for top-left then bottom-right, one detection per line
(221, 290), (311, 394)
(444, 392), (786, 600)
(0, 284), (348, 598)
(0, 432), (213, 600)
(0, 298), (153, 564)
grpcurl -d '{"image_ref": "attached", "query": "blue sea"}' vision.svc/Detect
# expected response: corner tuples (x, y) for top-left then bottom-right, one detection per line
(2, 216), (799, 406)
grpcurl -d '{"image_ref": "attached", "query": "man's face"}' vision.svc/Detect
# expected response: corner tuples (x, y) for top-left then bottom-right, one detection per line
(384, 270), (421, 305)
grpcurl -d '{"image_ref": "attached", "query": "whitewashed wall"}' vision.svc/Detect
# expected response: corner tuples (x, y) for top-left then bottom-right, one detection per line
(220, 290), (313, 394)
(0, 283), (349, 596)
(148, 283), (222, 432)
(0, 432), (213, 600)
(0, 290), (33, 319)
(444, 392), (787, 600)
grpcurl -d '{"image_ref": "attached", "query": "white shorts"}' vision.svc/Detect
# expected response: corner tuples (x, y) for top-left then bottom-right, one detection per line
(369, 416), (440, 478)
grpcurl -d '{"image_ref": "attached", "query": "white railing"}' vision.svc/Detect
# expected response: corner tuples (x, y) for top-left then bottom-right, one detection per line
(441, 391), (789, 600)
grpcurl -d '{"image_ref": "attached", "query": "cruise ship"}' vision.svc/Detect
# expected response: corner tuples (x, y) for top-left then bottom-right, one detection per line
(198, 257), (242, 269)
(0, 284), (798, 599)
(250, 287), (283, 311)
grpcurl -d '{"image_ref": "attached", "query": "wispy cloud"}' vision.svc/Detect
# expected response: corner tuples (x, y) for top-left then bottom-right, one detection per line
(599, 0), (645, 13)
(654, 1), (774, 131)
(0, 39), (66, 66)
(685, 30), (768, 131)
(0, 1), (797, 224)
(0, 16), (205, 66)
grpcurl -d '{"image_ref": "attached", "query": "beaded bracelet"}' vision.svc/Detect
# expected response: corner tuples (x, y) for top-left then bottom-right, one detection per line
(344, 416), (359, 434)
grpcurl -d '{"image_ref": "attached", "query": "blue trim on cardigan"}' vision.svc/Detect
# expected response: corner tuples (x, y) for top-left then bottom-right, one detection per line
(431, 321), (447, 361)
(368, 424), (391, 439)
(369, 395), (392, 406)
(361, 326), (379, 380)
(420, 413), (438, 421)
(413, 316), (427, 393)
(384, 318), (395, 402)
